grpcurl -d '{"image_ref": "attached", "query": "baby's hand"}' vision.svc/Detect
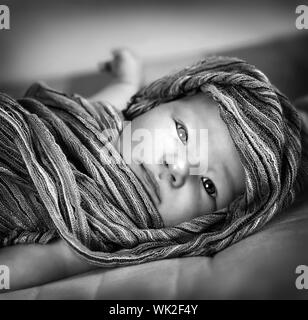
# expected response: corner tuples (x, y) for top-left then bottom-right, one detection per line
(99, 48), (143, 89)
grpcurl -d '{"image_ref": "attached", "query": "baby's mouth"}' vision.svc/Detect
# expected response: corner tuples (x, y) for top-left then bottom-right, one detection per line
(139, 163), (161, 204)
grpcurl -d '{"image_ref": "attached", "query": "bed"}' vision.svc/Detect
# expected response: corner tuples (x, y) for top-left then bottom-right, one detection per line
(1, 33), (308, 300)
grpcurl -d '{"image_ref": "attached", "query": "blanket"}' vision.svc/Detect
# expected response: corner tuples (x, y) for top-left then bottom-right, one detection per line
(0, 82), (166, 266)
(0, 55), (306, 266)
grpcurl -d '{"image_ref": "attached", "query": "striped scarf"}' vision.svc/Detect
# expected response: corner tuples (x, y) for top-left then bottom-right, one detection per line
(0, 56), (304, 266)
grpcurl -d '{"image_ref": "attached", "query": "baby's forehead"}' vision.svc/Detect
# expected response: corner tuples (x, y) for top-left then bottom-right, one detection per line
(169, 94), (219, 127)
(171, 93), (216, 113)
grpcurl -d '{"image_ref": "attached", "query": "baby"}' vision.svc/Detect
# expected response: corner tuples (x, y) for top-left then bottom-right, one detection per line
(0, 48), (307, 291)
(93, 49), (246, 227)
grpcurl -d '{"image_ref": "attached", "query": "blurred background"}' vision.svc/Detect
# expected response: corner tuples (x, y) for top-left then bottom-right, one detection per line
(0, 0), (304, 97)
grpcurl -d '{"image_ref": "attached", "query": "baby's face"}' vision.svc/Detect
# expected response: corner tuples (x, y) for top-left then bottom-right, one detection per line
(116, 93), (246, 226)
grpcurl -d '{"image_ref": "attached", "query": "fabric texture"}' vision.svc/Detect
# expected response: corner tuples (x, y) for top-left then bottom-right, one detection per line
(0, 82), (165, 265)
(124, 56), (307, 255)
(0, 55), (306, 265)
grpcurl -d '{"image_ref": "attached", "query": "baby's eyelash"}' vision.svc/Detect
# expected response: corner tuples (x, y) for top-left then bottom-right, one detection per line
(174, 119), (188, 144)
(201, 177), (217, 198)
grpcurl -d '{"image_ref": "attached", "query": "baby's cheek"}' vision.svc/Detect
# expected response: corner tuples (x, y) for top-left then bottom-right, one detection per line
(158, 193), (206, 226)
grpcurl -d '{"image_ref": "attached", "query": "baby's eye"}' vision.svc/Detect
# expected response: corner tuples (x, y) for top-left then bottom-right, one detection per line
(201, 177), (217, 198)
(175, 120), (188, 144)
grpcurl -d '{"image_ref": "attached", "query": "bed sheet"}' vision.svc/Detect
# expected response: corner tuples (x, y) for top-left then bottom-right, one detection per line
(1, 191), (308, 300)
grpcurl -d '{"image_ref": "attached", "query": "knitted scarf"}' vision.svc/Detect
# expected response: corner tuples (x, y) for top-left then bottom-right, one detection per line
(0, 56), (304, 265)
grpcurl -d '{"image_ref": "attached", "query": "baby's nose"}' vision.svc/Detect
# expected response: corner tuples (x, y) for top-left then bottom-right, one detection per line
(163, 155), (190, 188)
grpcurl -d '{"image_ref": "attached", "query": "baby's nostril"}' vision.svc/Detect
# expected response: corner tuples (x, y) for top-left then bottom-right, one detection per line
(167, 173), (176, 184)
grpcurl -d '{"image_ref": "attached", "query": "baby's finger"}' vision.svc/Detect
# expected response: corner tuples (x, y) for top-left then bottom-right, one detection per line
(112, 48), (134, 60)
(98, 61), (112, 73)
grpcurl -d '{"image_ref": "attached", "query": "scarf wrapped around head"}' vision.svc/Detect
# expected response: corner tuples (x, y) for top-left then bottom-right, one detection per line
(0, 56), (304, 266)
(123, 56), (305, 253)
